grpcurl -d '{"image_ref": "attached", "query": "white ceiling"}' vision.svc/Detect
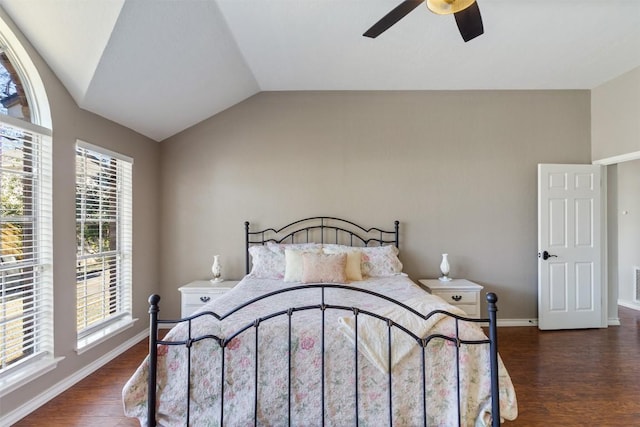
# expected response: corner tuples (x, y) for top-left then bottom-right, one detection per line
(0, 0), (639, 142)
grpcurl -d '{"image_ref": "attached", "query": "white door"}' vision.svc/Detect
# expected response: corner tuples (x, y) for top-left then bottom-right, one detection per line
(538, 164), (603, 330)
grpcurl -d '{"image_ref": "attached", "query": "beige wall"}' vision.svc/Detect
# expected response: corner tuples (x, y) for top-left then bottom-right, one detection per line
(2, 9), (161, 419)
(160, 90), (591, 321)
(592, 66), (640, 161)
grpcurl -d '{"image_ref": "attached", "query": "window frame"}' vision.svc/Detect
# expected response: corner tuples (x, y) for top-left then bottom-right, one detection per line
(75, 141), (133, 352)
(0, 117), (54, 392)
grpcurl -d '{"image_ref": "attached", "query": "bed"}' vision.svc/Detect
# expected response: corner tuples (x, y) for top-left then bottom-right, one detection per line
(122, 217), (518, 426)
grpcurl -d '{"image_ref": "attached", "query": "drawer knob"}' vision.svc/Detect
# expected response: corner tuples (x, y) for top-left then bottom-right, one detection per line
(451, 295), (462, 302)
(200, 296), (211, 303)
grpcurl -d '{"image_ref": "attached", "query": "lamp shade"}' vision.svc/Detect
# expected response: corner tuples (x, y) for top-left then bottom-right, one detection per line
(426, 0), (476, 15)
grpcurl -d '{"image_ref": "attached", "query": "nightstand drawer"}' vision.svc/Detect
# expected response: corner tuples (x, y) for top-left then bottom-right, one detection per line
(432, 290), (478, 305)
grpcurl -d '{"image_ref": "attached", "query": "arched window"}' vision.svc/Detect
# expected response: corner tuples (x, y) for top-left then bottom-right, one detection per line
(0, 18), (54, 394)
(0, 52), (30, 120)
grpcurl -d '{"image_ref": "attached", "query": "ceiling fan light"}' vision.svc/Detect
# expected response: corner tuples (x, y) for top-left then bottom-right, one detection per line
(427, 0), (476, 15)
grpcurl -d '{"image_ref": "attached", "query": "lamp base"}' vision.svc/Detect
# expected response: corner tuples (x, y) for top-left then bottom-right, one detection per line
(210, 278), (224, 284)
(438, 276), (452, 282)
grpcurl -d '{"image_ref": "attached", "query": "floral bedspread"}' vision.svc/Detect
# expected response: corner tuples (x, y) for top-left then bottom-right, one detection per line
(122, 275), (517, 426)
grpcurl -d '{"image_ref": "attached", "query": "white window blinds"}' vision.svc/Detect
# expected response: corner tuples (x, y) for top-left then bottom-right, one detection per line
(0, 119), (52, 376)
(75, 142), (132, 339)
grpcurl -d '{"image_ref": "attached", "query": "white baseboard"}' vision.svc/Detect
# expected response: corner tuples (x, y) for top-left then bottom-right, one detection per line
(497, 318), (538, 327)
(496, 318), (623, 327)
(476, 319), (538, 327)
(618, 299), (640, 312)
(496, 318), (624, 327)
(3, 330), (149, 426)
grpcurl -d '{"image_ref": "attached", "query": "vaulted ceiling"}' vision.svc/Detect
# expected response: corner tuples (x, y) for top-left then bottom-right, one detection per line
(0, 0), (639, 142)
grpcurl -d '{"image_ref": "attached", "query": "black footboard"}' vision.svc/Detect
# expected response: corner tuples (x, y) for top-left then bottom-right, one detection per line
(147, 286), (501, 427)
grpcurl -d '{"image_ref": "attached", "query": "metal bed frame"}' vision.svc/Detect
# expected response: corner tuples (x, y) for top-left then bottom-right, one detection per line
(146, 217), (501, 426)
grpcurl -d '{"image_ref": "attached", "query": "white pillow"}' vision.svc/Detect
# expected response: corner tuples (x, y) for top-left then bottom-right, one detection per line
(284, 247), (322, 282)
(267, 242), (321, 255)
(360, 245), (403, 277)
(248, 245), (285, 279)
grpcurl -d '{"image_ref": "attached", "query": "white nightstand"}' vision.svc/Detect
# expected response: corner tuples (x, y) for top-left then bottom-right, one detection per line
(418, 278), (484, 319)
(178, 280), (239, 317)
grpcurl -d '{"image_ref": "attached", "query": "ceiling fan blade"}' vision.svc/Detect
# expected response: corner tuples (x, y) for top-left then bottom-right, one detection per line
(454, 1), (483, 42)
(363, 0), (424, 38)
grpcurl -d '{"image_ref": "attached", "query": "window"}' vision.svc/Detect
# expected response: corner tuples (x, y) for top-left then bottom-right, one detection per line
(75, 142), (132, 350)
(0, 32), (52, 391)
(0, 120), (52, 377)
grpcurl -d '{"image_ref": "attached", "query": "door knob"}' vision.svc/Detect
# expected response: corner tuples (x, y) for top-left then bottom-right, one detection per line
(539, 250), (557, 260)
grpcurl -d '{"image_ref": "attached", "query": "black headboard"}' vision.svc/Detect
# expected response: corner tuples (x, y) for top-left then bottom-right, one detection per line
(244, 217), (400, 274)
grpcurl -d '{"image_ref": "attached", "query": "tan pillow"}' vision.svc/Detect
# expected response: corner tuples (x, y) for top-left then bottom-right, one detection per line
(322, 247), (363, 281)
(301, 252), (347, 284)
(284, 248), (321, 282)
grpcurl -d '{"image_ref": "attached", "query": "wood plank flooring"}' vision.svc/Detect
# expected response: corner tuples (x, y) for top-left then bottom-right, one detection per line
(12, 306), (640, 426)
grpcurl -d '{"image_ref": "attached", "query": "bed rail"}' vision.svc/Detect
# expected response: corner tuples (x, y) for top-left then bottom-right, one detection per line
(147, 287), (501, 427)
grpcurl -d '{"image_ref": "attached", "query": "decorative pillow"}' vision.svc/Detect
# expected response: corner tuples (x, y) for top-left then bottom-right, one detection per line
(248, 245), (285, 279)
(284, 247), (322, 282)
(322, 246), (363, 281)
(360, 245), (403, 277)
(301, 252), (347, 284)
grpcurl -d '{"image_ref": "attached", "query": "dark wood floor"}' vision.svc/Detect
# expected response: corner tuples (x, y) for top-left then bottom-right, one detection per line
(13, 306), (640, 426)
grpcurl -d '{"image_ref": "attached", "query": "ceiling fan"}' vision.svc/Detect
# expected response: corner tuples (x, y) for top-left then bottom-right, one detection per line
(363, 0), (484, 42)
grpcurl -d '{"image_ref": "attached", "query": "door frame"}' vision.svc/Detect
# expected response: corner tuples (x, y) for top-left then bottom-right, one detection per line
(593, 150), (640, 326)
(537, 166), (609, 330)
